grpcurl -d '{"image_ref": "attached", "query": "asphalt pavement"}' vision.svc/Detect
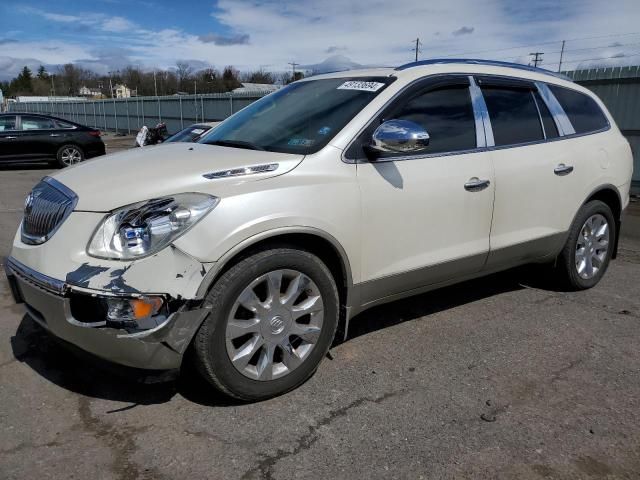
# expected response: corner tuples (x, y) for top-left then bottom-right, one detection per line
(1, 156), (639, 479)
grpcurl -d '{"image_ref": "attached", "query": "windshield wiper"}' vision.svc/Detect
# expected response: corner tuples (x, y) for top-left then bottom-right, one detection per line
(209, 139), (265, 151)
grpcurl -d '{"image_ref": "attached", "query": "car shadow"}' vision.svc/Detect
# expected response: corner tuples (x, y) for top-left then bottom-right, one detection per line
(9, 264), (552, 408)
(0, 161), (56, 170)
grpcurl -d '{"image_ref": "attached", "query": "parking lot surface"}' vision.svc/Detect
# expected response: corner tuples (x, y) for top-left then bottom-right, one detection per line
(1, 160), (639, 479)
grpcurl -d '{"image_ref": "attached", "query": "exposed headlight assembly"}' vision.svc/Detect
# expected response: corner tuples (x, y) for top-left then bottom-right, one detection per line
(88, 193), (219, 260)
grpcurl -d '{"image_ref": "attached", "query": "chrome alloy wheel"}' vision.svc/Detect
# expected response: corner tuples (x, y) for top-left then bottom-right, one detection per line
(61, 147), (82, 165)
(225, 269), (324, 381)
(575, 213), (610, 280)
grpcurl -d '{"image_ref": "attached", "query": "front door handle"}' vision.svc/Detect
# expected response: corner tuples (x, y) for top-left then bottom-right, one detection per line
(554, 163), (574, 176)
(49, 133), (61, 137)
(464, 177), (491, 192)
(4, 136), (17, 140)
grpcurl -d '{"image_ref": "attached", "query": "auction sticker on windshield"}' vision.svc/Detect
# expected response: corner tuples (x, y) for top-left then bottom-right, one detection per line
(337, 81), (386, 92)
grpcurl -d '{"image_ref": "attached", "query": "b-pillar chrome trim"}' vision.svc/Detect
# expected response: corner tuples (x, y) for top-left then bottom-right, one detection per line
(468, 76), (495, 147)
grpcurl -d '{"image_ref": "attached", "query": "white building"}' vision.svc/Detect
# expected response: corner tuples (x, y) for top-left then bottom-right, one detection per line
(79, 86), (103, 97)
(113, 84), (132, 98)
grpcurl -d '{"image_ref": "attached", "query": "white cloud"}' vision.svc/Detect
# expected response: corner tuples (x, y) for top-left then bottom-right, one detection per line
(3, 0), (640, 80)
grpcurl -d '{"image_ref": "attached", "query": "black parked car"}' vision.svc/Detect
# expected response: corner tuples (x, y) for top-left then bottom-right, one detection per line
(0, 113), (106, 167)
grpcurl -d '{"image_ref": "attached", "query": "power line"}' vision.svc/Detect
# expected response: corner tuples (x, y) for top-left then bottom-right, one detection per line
(438, 31), (640, 59)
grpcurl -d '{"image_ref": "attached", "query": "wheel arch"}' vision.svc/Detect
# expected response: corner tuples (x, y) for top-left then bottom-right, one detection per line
(195, 227), (354, 312)
(582, 184), (623, 258)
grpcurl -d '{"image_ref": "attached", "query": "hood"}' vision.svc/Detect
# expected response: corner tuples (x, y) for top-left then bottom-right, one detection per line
(51, 143), (304, 211)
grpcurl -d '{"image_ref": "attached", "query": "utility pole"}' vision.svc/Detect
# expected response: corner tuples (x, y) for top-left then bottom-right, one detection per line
(413, 38), (422, 62)
(557, 41), (566, 73)
(50, 74), (56, 97)
(529, 52), (544, 67)
(108, 72), (114, 99)
(153, 70), (158, 97)
(288, 62), (299, 82)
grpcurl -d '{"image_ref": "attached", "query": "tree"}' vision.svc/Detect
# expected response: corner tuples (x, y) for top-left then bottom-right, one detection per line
(11, 66), (34, 95)
(37, 65), (48, 80)
(222, 66), (241, 91)
(243, 69), (275, 84)
(175, 62), (192, 92)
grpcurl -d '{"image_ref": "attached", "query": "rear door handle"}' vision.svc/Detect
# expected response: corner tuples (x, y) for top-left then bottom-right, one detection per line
(554, 163), (574, 176)
(4, 136), (17, 139)
(49, 133), (61, 137)
(464, 177), (491, 192)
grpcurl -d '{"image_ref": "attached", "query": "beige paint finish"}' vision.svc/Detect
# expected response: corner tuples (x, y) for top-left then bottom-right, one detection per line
(8, 62), (635, 307)
(52, 142), (304, 211)
(357, 150), (495, 282)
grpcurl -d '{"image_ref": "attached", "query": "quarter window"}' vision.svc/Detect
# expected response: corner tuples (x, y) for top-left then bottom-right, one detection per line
(390, 85), (477, 155)
(548, 85), (608, 134)
(20, 116), (56, 130)
(481, 87), (544, 146)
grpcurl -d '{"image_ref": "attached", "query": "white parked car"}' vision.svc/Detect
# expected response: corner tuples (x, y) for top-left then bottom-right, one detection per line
(5, 60), (633, 400)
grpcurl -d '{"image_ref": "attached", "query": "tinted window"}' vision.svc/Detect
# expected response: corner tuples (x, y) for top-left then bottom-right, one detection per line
(390, 85), (476, 154)
(482, 87), (543, 146)
(166, 125), (212, 143)
(56, 120), (76, 129)
(20, 116), (56, 130)
(533, 90), (559, 139)
(0, 116), (17, 132)
(549, 85), (608, 134)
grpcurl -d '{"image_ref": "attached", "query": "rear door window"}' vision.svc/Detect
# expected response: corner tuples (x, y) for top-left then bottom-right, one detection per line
(548, 85), (609, 134)
(533, 90), (559, 139)
(481, 86), (544, 146)
(20, 116), (56, 130)
(0, 116), (17, 131)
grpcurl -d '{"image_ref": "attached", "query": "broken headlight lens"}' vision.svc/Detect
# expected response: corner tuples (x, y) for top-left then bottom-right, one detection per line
(87, 193), (219, 260)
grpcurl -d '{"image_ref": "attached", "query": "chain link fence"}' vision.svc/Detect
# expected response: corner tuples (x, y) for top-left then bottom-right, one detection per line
(7, 91), (269, 135)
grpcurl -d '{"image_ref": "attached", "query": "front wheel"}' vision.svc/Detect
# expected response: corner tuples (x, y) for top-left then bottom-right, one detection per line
(56, 144), (84, 167)
(193, 248), (339, 401)
(556, 200), (616, 290)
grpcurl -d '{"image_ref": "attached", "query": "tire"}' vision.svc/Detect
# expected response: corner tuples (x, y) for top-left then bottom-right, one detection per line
(56, 144), (84, 167)
(193, 248), (339, 401)
(556, 200), (616, 290)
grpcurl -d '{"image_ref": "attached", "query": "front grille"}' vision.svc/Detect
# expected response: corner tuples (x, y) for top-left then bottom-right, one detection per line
(21, 177), (78, 245)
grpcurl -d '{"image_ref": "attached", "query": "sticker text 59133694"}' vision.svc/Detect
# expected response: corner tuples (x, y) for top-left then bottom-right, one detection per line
(337, 81), (386, 92)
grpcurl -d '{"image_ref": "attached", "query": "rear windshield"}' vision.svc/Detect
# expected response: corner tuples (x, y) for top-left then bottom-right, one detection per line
(166, 125), (212, 143)
(201, 77), (394, 154)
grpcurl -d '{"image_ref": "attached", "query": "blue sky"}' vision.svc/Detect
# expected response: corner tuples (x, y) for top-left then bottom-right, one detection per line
(1, 0), (639, 80)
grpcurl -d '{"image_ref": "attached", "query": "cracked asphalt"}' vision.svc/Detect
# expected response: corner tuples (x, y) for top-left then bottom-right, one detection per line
(1, 161), (640, 479)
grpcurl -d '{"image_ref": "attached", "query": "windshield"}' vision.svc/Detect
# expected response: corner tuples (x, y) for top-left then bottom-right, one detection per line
(166, 125), (212, 143)
(200, 77), (394, 154)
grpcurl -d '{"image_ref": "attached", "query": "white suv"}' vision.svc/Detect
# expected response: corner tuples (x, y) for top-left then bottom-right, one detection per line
(5, 59), (633, 400)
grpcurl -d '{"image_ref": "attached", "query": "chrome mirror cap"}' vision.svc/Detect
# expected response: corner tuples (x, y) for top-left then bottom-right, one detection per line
(369, 119), (430, 154)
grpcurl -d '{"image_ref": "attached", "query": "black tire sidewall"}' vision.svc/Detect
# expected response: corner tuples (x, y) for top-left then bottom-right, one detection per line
(56, 144), (84, 167)
(195, 249), (339, 401)
(560, 200), (616, 290)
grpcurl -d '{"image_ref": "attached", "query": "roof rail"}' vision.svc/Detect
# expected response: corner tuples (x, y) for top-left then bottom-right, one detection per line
(395, 58), (573, 81)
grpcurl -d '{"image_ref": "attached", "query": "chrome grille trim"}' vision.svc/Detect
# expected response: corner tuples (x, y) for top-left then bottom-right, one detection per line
(21, 177), (78, 245)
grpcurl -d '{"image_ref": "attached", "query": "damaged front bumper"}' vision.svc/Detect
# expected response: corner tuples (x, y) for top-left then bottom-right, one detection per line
(5, 257), (210, 371)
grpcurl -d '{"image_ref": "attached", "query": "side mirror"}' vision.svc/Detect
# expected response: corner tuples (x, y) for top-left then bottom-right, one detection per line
(365, 119), (430, 159)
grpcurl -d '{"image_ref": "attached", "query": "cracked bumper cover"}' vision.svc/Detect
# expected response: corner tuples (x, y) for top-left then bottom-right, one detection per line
(5, 257), (210, 371)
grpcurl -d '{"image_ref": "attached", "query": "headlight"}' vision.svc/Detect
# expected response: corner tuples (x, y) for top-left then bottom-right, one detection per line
(87, 193), (219, 260)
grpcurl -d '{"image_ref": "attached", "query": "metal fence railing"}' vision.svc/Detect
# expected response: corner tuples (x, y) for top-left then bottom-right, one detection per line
(7, 91), (269, 135)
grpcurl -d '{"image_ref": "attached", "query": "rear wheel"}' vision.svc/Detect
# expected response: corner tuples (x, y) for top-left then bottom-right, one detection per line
(193, 248), (339, 401)
(56, 144), (84, 167)
(556, 200), (615, 290)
